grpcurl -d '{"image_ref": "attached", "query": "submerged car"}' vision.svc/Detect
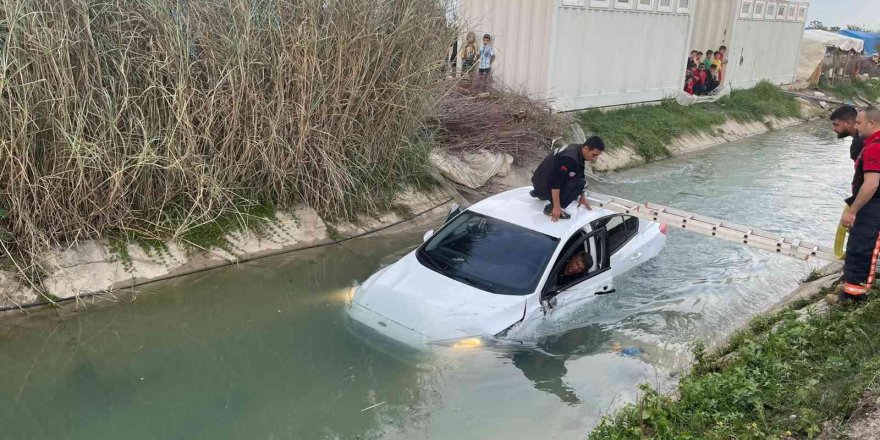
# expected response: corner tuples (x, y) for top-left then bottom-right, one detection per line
(347, 187), (667, 349)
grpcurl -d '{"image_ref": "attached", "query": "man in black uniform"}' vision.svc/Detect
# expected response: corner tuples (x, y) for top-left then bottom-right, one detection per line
(830, 105), (864, 161)
(530, 136), (605, 222)
(840, 107), (880, 301)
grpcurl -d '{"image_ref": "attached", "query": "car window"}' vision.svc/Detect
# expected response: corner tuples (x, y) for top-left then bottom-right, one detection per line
(554, 246), (594, 289)
(623, 216), (640, 240)
(558, 231), (587, 258)
(591, 215), (640, 255)
(417, 211), (559, 296)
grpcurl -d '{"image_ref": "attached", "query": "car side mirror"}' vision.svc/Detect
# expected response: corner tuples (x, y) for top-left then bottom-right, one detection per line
(423, 229), (435, 242)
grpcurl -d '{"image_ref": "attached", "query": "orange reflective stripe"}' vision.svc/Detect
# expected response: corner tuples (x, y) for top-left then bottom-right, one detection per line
(844, 283), (868, 296)
(869, 232), (880, 288)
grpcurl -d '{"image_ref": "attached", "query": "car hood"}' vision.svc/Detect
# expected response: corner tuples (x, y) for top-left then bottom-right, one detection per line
(352, 252), (528, 343)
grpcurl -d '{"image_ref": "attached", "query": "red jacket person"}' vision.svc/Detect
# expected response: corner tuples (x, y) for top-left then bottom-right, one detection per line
(840, 107), (880, 301)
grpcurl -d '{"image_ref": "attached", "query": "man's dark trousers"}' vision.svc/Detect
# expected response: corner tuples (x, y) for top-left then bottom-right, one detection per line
(843, 199), (880, 298)
(532, 178), (586, 209)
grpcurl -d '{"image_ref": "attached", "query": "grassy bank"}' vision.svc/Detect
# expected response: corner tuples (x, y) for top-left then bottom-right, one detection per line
(820, 78), (880, 104)
(577, 82), (802, 160)
(0, 0), (452, 274)
(589, 287), (880, 440)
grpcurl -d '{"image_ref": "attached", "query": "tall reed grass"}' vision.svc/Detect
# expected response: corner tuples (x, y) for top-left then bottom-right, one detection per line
(0, 0), (454, 272)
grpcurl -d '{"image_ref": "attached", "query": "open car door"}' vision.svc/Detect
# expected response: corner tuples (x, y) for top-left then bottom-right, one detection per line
(541, 227), (613, 312)
(590, 215), (645, 276)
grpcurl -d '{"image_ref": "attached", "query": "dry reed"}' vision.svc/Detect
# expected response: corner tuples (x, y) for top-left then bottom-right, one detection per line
(0, 0), (454, 275)
(435, 86), (570, 162)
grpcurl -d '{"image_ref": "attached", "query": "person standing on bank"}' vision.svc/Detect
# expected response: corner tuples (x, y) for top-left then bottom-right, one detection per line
(460, 32), (479, 83)
(477, 33), (496, 92)
(830, 105), (864, 161)
(530, 137), (605, 222)
(839, 107), (880, 301)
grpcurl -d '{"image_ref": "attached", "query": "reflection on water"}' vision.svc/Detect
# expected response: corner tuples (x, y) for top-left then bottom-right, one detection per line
(508, 324), (612, 406)
(0, 122), (854, 439)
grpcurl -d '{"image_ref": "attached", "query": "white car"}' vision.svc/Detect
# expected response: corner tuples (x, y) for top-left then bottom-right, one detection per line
(347, 187), (667, 349)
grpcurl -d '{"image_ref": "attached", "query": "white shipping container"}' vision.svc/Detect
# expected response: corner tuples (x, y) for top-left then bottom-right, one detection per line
(459, 0), (807, 111)
(724, 1), (808, 89)
(548, 4), (693, 110)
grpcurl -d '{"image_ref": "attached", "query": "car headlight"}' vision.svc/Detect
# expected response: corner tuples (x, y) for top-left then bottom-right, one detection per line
(431, 336), (488, 350)
(451, 338), (484, 349)
(342, 283), (359, 306)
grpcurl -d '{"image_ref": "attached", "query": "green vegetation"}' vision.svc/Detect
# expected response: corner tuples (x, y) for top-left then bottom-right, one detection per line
(820, 78), (880, 104)
(0, 0), (453, 274)
(802, 269), (824, 283)
(325, 224), (344, 242)
(577, 82), (802, 160)
(589, 287), (880, 440)
(107, 201), (277, 269)
(390, 203), (416, 220)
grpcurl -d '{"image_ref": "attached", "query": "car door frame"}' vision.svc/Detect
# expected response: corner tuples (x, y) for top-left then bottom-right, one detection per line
(540, 226), (612, 310)
(591, 214), (644, 275)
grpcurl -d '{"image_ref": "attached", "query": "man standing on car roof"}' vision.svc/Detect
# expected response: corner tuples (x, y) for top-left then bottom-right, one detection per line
(530, 136), (605, 222)
(839, 107), (880, 302)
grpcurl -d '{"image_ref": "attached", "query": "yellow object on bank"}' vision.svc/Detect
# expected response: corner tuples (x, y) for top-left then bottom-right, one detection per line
(834, 206), (849, 259)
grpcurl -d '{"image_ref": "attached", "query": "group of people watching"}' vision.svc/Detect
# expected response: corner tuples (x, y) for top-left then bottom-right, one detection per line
(684, 46), (728, 96)
(452, 32), (496, 92)
(859, 53), (880, 79)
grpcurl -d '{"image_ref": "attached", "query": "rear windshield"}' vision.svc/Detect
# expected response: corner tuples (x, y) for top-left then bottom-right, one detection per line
(417, 211), (559, 296)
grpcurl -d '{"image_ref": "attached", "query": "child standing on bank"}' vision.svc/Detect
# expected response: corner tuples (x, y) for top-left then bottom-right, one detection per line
(477, 33), (496, 92)
(460, 32), (478, 83)
(716, 45), (728, 83)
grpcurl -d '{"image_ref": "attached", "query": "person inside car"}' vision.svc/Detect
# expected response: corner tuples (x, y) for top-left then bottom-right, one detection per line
(557, 251), (593, 287)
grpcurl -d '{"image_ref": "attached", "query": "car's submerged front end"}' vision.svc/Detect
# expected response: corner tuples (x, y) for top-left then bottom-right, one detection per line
(347, 251), (529, 350)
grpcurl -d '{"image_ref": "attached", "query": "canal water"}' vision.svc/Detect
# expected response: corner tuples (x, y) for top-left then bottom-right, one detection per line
(0, 121), (852, 440)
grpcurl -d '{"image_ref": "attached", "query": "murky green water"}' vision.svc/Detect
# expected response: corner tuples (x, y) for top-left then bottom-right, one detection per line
(0, 122), (852, 440)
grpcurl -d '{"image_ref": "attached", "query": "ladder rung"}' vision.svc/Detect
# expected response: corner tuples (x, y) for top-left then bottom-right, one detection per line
(585, 191), (840, 263)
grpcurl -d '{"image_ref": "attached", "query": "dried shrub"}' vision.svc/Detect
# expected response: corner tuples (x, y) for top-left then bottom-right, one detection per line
(435, 86), (570, 161)
(0, 0), (454, 274)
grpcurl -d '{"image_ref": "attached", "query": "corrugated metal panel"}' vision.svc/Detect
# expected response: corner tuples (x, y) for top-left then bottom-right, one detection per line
(548, 7), (693, 110)
(690, 0), (736, 52)
(726, 3), (807, 89)
(460, 0), (555, 96)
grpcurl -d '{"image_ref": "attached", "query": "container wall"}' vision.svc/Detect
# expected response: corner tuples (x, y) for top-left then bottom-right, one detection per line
(547, 0), (694, 111)
(725, 0), (809, 89)
(690, 0), (737, 53)
(459, 0), (555, 97)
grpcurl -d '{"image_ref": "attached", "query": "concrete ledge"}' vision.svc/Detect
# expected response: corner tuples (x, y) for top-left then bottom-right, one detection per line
(0, 189), (455, 314)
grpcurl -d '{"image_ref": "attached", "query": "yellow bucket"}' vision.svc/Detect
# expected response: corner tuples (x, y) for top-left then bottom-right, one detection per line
(834, 206), (849, 259)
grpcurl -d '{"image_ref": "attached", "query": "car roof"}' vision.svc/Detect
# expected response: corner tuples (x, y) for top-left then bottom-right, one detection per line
(466, 187), (617, 239)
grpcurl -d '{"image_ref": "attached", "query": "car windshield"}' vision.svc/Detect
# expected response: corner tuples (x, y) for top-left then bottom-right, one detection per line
(417, 211), (559, 296)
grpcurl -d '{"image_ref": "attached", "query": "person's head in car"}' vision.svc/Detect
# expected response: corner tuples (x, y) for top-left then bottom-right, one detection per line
(563, 251), (593, 277)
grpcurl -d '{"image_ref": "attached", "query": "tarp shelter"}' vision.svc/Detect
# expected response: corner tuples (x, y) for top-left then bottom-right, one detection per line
(796, 29), (864, 84)
(839, 30), (880, 56)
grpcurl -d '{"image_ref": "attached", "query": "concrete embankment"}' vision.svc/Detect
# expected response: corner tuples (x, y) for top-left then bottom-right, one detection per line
(0, 190), (456, 313)
(0, 96), (834, 315)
